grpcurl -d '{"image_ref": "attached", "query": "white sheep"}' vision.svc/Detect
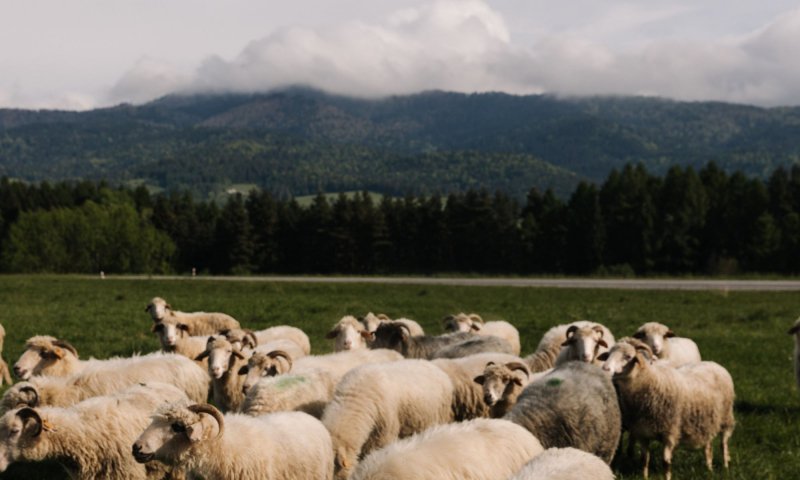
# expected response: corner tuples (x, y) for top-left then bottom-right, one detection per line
(600, 340), (735, 480)
(326, 315), (369, 352)
(0, 324), (12, 386)
(238, 347), (403, 393)
(223, 326), (311, 356)
(442, 313), (522, 355)
(351, 418), (544, 480)
(633, 322), (702, 367)
(554, 321), (615, 366)
(1, 352), (209, 412)
(509, 447), (614, 480)
(321, 359), (455, 480)
(432, 352), (525, 421)
(788, 318), (800, 390)
(504, 362), (622, 464)
(13, 336), (85, 379)
(133, 402), (334, 480)
(360, 312), (425, 337)
(473, 361), (533, 418)
(194, 335), (249, 413)
(0, 382), (188, 480)
(240, 368), (337, 418)
(145, 296), (240, 335)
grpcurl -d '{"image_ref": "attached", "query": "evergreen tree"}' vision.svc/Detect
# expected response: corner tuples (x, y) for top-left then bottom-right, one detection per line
(213, 194), (254, 274)
(565, 182), (605, 274)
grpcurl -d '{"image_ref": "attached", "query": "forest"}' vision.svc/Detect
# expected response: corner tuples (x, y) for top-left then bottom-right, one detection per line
(1, 161), (799, 276)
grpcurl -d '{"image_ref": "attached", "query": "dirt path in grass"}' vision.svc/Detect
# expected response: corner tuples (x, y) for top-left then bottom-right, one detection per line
(100, 275), (800, 291)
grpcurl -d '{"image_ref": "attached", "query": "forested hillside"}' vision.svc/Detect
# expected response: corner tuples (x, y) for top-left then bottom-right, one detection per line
(1, 88), (799, 199)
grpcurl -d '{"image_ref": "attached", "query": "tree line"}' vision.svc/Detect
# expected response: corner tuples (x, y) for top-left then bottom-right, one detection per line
(2, 161), (800, 275)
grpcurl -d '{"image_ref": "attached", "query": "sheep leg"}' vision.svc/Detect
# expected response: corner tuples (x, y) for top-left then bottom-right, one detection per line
(663, 441), (675, 480)
(704, 441), (714, 471)
(722, 429), (732, 468)
(0, 361), (11, 386)
(641, 445), (650, 479)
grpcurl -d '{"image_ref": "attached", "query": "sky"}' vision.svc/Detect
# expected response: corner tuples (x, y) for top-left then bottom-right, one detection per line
(2, 0), (800, 110)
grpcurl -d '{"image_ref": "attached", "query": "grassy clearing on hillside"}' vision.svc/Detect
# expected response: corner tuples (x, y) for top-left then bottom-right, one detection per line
(0, 275), (797, 479)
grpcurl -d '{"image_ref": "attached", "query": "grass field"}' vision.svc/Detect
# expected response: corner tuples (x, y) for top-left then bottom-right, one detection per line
(0, 275), (797, 479)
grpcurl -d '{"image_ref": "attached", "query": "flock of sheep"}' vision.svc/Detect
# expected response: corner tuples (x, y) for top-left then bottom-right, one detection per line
(0, 297), (740, 480)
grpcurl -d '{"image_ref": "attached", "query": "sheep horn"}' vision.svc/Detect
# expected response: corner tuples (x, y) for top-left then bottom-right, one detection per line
(592, 325), (605, 338)
(18, 386), (40, 408)
(565, 325), (579, 338)
(188, 404), (224, 439)
(52, 340), (79, 358)
(15, 407), (43, 437)
(267, 350), (293, 372)
(468, 314), (484, 324)
(504, 362), (530, 379)
(244, 330), (259, 349)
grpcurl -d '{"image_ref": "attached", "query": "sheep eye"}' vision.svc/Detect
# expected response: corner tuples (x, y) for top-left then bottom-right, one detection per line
(171, 423), (186, 433)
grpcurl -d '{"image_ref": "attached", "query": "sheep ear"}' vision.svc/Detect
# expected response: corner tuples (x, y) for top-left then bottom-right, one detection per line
(360, 331), (374, 341)
(665, 330), (676, 338)
(151, 323), (163, 333)
(186, 421), (205, 443)
(596, 352), (610, 362)
(597, 339), (608, 348)
(325, 329), (339, 339)
(789, 325), (800, 335)
(238, 366), (248, 375)
(50, 347), (65, 359)
(632, 331), (646, 340)
(232, 350), (245, 360)
(335, 447), (349, 470)
(512, 377), (523, 386)
(177, 324), (190, 332)
(194, 351), (210, 361)
(473, 375), (485, 385)
(470, 323), (481, 332)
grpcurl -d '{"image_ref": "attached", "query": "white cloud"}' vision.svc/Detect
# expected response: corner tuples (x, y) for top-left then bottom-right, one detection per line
(107, 57), (190, 105)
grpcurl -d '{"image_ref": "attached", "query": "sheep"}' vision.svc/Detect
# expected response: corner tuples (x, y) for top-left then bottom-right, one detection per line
(599, 340), (735, 480)
(240, 368), (338, 418)
(133, 402), (333, 480)
(442, 313), (522, 355)
(359, 312), (425, 337)
(473, 361), (533, 418)
(430, 335), (515, 359)
(509, 447), (615, 480)
(431, 352), (524, 421)
(145, 296), (240, 335)
(788, 318), (800, 390)
(504, 361), (622, 464)
(633, 321), (702, 367)
(222, 326), (311, 356)
(156, 330), (209, 367)
(350, 418), (544, 480)
(0, 324), (12, 386)
(321, 359), (454, 480)
(13, 335), (85, 380)
(0, 382), (188, 480)
(1, 352), (209, 412)
(238, 348), (403, 393)
(326, 315), (369, 352)
(367, 321), (483, 359)
(523, 324), (572, 373)
(554, 321), (616, 366)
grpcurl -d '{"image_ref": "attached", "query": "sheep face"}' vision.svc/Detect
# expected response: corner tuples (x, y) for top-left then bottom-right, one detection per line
(368, 322), (411, 352)
(152, 320), (190, 349)
(358, 313), (383, 333)
(0, 408), (46, 472)
(326, 316), (367, 352)
(633, 322), (674, 356)
(600, 341), (652, 376)
(442, 314), (473, 333)
(238, 352), (290, 392)
(133, 406), (213, 466)
(562, 325), (608, 363)
(474, 362), (528, 406)
(13, 337), (77, 380)
(197, 336), (243, 380)
(145, 297), (170, 322)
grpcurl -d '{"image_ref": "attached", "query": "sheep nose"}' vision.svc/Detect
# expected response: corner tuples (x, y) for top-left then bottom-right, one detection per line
(13, 366), (26, 378)
(132, 443), (141, 454)
(483, 394), (495, 405)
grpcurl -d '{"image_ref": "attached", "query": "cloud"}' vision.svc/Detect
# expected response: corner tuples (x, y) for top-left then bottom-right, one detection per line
(107, 1), (800, 107)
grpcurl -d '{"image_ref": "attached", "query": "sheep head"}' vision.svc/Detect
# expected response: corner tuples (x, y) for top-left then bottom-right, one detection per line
(0, 384), (41, 414)
(442, 313), (481, 333)
(194, 336), (245, 380)
(0, 407), (56, 472)
(145, 297), (171, 322)
(632, 322), (675, 357)
(238, 350), (292, 392)
(326, 316), (367, 352)
(152, 319), (190, 350)
(222, 328), (259, 351)
(132, 402), (224, 466)
(369, 321), (412, 353)
(474, 361), (530, 406)
(13, 336), (79, 380)
(562, 324), (609, 363)
(599, 338), (654, 377)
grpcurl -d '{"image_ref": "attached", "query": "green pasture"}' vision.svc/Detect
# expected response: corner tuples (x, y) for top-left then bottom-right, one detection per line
(0, 275), (797, 479)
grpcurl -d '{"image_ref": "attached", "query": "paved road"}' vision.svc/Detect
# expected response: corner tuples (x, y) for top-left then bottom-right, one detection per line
(102, 275), (800, 291)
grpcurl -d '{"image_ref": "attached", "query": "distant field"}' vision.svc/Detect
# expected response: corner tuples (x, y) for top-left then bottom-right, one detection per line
(0, 275), (797, 479)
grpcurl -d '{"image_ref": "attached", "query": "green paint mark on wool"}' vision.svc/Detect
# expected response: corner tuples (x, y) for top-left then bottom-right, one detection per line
(275, 376), (308, 390)
(546, 378), (563, 387)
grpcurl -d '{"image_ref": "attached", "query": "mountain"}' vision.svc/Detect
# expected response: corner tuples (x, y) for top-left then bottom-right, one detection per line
(1, 87), (799, 199)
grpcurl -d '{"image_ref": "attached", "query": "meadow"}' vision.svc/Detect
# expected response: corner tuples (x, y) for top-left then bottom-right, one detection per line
(0, 275), (797, 479)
